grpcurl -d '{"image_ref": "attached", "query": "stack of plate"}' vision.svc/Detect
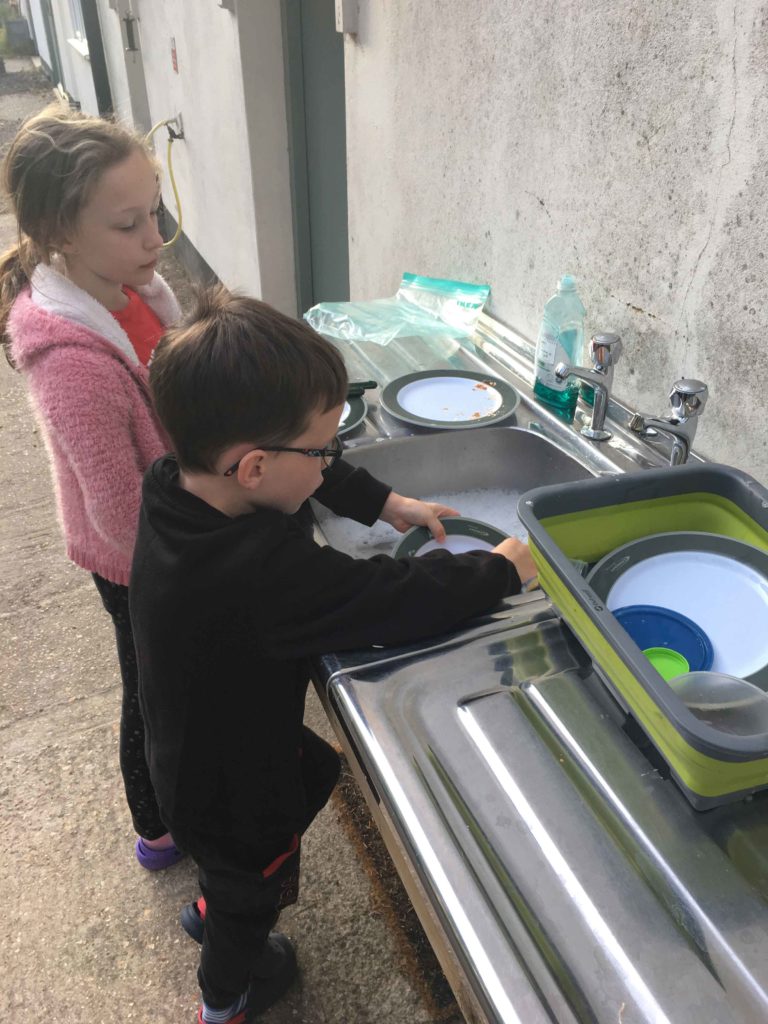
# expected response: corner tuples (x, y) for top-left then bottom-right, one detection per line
(587, 531), (768, 688)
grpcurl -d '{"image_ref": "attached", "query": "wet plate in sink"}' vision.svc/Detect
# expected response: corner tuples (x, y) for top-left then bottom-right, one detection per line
(380, 370), (519, 430)
(393, 516), (508, 557)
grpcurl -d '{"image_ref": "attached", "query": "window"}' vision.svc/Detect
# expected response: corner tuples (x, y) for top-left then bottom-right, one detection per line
(67, 0), (86, 42)
(66, 0), (89, 59)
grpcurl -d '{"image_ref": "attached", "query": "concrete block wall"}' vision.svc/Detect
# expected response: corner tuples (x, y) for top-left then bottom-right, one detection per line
(344, 1), (768, 479)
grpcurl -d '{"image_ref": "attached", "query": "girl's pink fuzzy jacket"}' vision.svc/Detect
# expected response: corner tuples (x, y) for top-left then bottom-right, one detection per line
(9, 262), (181, 586)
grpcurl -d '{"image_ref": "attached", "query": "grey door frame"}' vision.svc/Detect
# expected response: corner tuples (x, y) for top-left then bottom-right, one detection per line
(281, 0), (349, 315)
(281, 0), (314, 315)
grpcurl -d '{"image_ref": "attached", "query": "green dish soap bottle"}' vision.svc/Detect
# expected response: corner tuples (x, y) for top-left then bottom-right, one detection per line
(532, 274), (585, 422)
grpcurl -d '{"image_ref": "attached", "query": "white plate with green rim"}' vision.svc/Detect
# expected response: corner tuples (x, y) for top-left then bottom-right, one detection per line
(338, 396), (367, 436)
(393, 516), (509, 558)
(380, 370), (519, 430)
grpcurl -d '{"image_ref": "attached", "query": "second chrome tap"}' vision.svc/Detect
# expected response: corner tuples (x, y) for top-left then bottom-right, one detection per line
(629, 379), (708, 465)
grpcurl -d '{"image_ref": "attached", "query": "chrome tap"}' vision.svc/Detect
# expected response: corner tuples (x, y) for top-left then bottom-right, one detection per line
(628, 379), (708, 465)
(555, 333), (622, 441)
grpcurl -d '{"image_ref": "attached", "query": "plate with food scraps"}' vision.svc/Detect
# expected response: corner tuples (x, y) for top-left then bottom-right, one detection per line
(379, 370), (519, 430)
(338, 396), (367, 436)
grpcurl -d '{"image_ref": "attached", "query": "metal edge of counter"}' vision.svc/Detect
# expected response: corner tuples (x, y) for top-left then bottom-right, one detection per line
(314, 674), (559, 1024)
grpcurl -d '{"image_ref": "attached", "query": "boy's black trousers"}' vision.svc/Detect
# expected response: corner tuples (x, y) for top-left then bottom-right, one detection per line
(170, 726), (341, 1007)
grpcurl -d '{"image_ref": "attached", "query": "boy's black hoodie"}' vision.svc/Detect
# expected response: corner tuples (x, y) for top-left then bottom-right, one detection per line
(130, 454), (521, 850)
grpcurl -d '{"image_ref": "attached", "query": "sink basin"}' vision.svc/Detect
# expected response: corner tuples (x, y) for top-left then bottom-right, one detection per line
(313, 426), (594, 556)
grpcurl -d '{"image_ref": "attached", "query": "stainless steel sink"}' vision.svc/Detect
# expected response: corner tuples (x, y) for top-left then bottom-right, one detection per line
(313, 426), (594, 552)
(338, 425), (592, 494)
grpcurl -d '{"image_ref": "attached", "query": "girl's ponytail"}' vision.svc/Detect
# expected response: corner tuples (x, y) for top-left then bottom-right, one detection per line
(0, 238), (35, 365)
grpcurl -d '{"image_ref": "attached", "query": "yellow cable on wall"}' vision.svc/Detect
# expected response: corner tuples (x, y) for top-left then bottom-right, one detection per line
(146, 118), (184, 249)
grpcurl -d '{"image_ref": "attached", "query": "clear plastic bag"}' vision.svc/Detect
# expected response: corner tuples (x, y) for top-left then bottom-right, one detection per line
(304, 273), (490, 347)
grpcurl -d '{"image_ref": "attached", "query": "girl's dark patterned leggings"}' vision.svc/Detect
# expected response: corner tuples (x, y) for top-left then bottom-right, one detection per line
(92, 573), (168, 840)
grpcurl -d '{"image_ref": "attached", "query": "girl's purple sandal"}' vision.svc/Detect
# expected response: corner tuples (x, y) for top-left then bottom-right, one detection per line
(135, 836), (185, 871)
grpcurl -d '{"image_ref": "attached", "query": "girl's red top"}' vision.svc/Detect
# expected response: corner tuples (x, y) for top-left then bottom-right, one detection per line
(112, 287), (165, 366)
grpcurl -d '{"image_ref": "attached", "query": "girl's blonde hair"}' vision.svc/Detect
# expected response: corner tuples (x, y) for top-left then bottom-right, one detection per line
(0, 104), (153, 359)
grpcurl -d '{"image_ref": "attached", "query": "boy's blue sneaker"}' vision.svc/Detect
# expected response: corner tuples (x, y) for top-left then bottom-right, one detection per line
(196, 933), (297, 1022)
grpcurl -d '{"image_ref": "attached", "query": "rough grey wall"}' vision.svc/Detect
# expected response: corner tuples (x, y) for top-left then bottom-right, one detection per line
(345, 1), (768, 479)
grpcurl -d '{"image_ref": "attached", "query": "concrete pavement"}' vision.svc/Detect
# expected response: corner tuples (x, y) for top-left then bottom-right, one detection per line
(0, 65), (460, 1024)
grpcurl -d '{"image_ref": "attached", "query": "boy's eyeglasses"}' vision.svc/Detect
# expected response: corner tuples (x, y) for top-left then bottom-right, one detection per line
(222, 436), (343, 477)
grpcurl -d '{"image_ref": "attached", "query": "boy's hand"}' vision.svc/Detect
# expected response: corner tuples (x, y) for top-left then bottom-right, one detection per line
(379, 491), (459, 542)
(492, 537), (539, 589)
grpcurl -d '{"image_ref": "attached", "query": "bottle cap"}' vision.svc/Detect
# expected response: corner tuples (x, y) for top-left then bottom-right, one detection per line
(558, 274), (577, 292)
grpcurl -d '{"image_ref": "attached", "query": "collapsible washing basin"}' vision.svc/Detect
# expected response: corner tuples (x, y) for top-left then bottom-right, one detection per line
(517, 463), (768, 809)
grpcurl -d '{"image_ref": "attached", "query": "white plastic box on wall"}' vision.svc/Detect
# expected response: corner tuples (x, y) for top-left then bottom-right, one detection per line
(335, 0), (357, 34)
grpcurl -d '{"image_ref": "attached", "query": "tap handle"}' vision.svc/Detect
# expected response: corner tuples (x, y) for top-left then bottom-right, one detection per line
(589, 333), (622, 369)
(669, 378), (708, 420)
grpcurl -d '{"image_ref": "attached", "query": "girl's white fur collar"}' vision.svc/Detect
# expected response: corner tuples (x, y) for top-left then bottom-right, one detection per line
(30, 260), (180, 366)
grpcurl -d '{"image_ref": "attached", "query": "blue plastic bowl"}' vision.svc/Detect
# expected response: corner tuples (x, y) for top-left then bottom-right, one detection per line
(613, 604), (714, 672)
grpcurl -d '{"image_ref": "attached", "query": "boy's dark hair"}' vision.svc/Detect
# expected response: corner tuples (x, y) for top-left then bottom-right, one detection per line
(150, 286), (348, 472)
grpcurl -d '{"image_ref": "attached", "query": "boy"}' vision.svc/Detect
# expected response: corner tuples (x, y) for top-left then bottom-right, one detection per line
(130, 287), (536, 1024)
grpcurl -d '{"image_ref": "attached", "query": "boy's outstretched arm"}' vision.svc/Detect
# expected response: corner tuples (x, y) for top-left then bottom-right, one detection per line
(311, 456), (460, 540)
(256, 516), (526, 659)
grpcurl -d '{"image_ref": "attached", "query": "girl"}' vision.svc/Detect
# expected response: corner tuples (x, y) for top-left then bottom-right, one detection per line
(0, 104), (183, 869)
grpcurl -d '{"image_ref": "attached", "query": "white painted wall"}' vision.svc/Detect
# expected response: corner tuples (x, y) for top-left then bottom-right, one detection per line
(344, 1), (768, 482)
(24, 0), (296, 312)
(103, 0), (296, 311)
(52, 2), (98, 114)
(235, 1), (297, 314)
(63, 46), (98, 114)
(124, 0), (259, 294)
(95, 0), (131, 126)
(96, 2), (152, 134)
(25, 0), (96, 109)
(19, 0), (51, 69)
